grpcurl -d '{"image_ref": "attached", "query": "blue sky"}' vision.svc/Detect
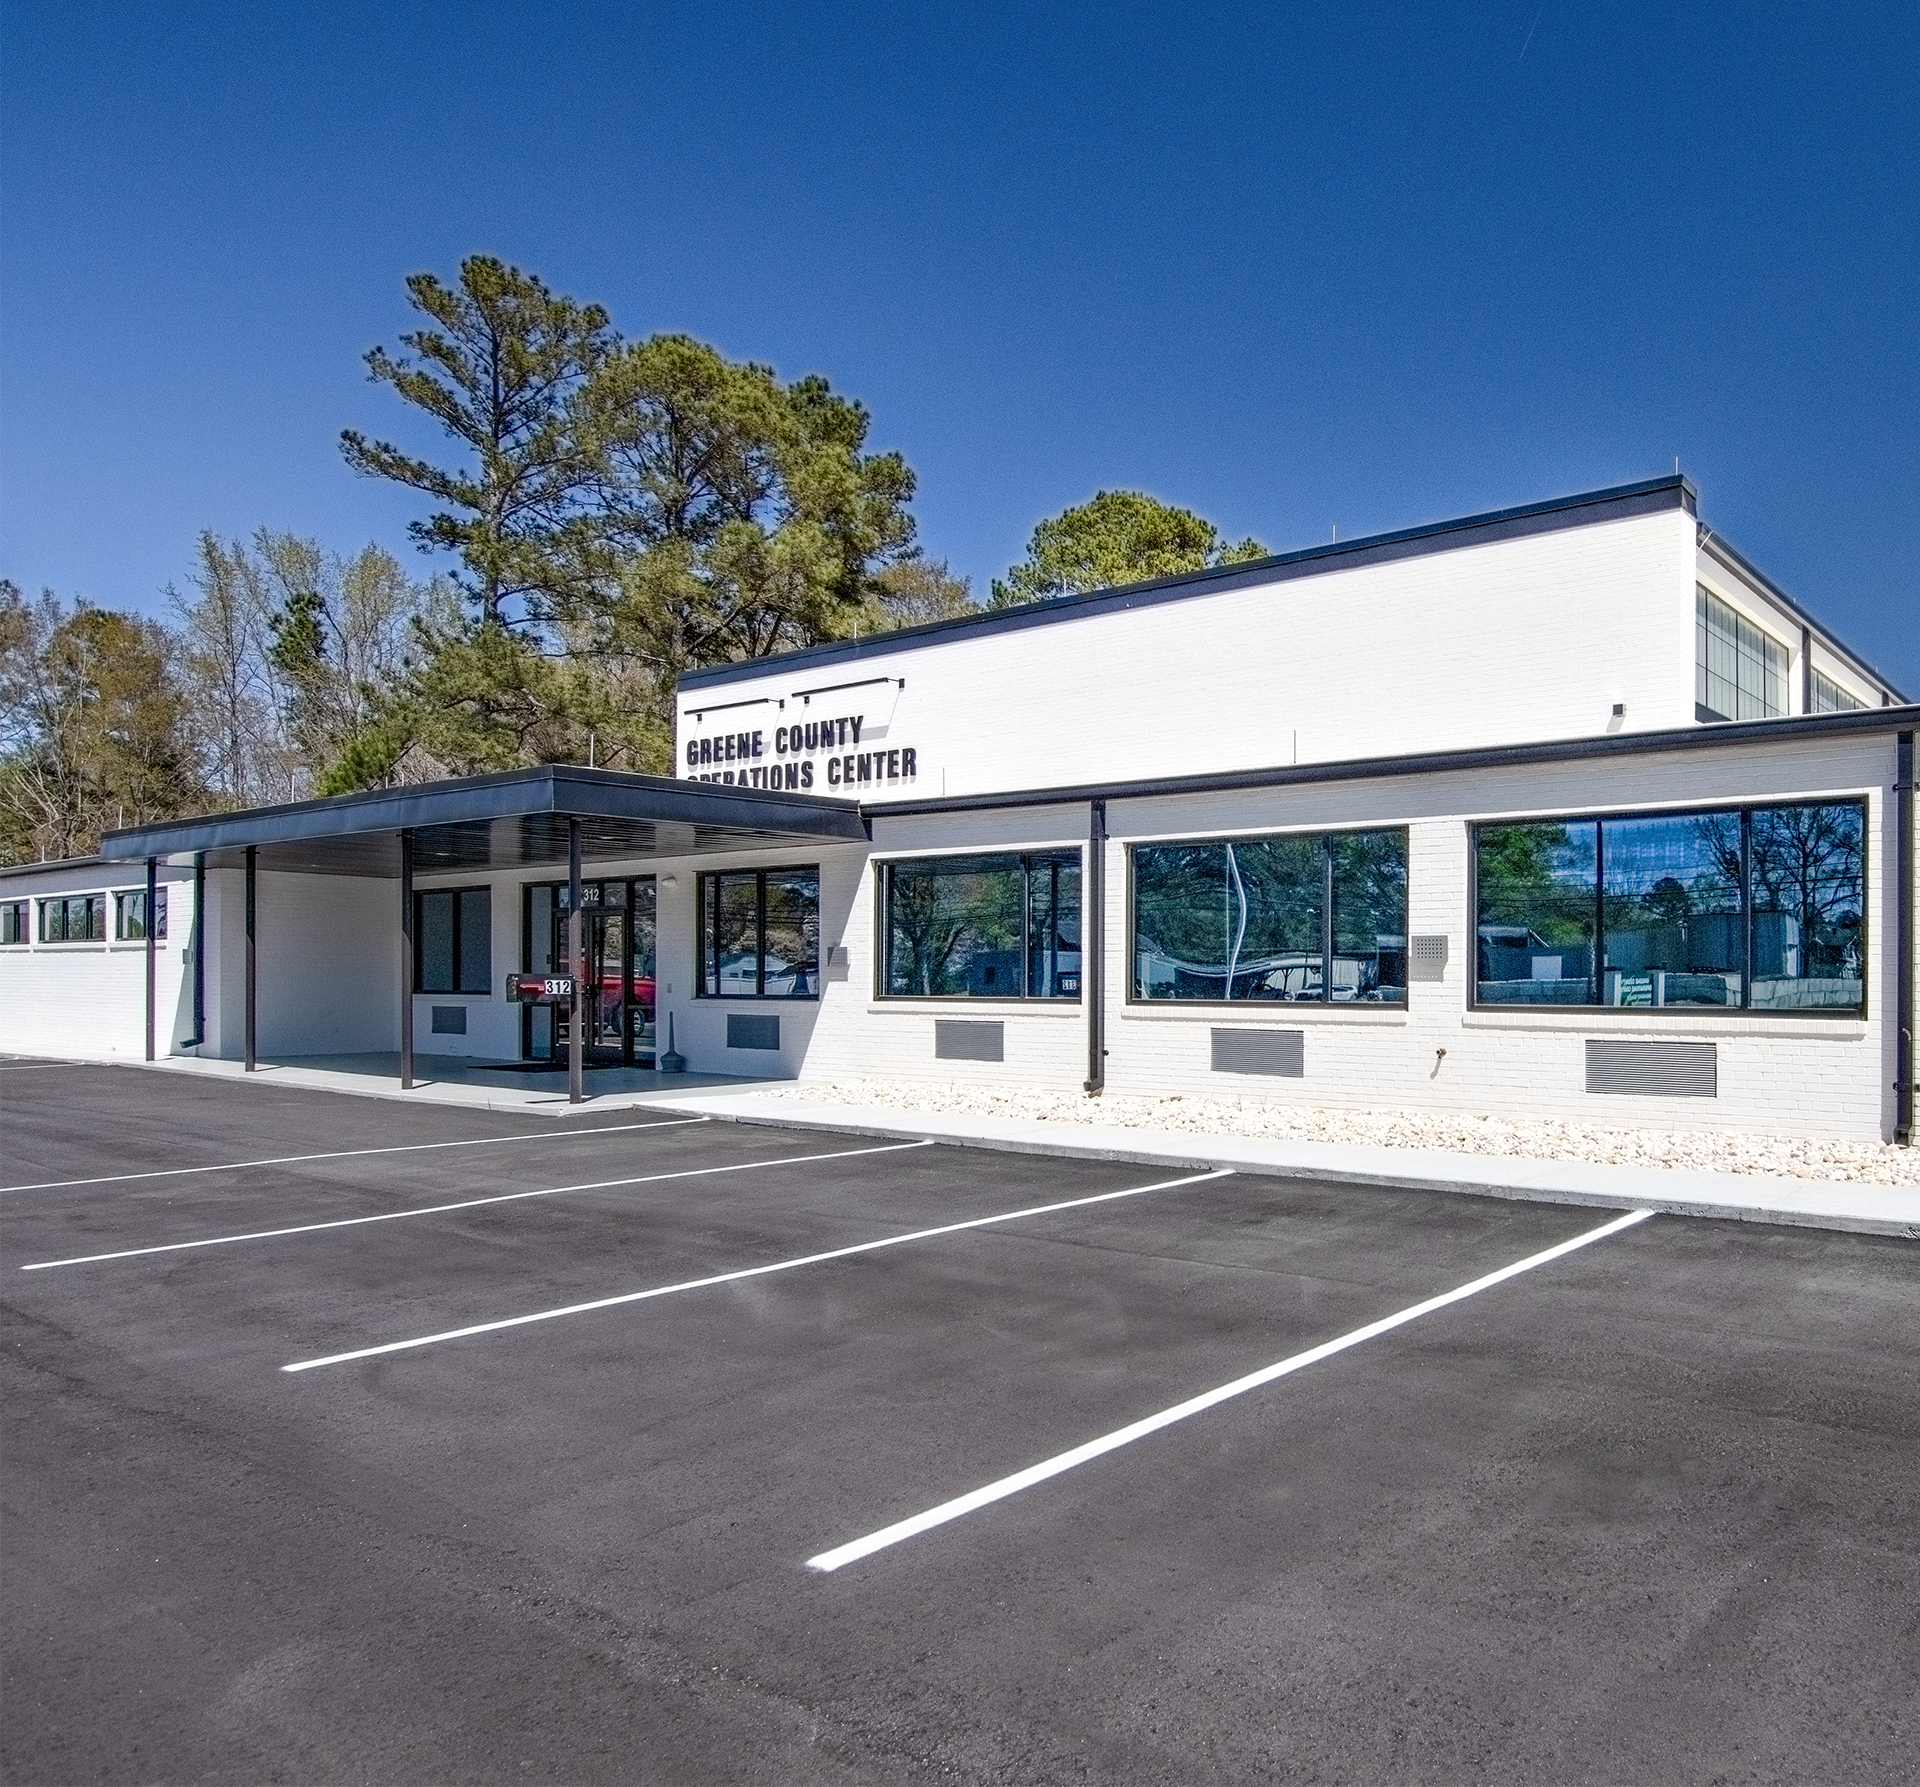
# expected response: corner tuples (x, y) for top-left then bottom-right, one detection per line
(3, 0), (1915, 691)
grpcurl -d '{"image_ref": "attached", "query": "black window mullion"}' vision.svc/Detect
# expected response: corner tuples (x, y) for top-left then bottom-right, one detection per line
(1740, 807), (1753, 1010)
(1321, 838), (1335, 1004)
(1593, 821), (1606, 1004)
(756, 871), (767, 997)
(1019, 856), (1032, 999)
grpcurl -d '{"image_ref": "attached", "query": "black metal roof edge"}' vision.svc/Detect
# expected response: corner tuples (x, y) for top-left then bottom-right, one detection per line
(0, 853), (111, 882)
(1697, 530), (1909, 702)
(678, 475), (1698, 693)
(861, 702), (1920, 819)
(99, 764), (865, 862)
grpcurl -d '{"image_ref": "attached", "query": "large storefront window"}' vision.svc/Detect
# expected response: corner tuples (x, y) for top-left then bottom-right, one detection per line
(700, 867), (820, 997)
(1473, 801), (1864, 1012)
(1130, 829), (1407, 1003)
(879, 851), (1081, 998)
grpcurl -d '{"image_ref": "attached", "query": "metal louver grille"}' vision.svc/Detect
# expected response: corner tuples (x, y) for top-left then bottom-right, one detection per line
(1585, 1039), (1716, 1097)
(727, 1013), (780, 1050)
(935, 1020), (1004, 1062)
(1211, 1028), (1305, 1077)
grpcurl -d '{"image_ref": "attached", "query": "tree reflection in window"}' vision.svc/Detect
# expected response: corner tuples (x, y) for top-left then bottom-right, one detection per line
(1132, 830), (1406, 1003)
(882, 853), (1081, 999)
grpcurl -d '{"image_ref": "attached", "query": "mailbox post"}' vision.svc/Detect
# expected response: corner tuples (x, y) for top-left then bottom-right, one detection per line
(568, 817), (584, 1106)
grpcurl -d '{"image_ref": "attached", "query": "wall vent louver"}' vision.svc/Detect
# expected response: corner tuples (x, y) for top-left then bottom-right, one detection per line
(1585, 1039), (1716, 1097)
(935, 1020), (1004, 1062)
(1211, 1028), (1305, 1077)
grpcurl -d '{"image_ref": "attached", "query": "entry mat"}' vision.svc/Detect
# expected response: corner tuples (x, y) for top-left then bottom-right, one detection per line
(462, 1059), (651, 1074)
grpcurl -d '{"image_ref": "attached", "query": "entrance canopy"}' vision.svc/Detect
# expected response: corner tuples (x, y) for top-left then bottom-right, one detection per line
(99, 765), (870, 876)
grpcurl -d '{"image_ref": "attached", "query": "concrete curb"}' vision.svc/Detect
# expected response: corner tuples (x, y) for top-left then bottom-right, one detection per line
(638, 1093), (1920, 1241)
(90, 1055), (1920, 1241)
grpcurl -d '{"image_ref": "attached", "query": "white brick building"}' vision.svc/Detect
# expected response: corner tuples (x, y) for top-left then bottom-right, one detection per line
(4, 476), (1914, 1143)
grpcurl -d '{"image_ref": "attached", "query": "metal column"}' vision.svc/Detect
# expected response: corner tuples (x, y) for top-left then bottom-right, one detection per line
(1085, 799), (1106, 1094)
(191, 854), (205, 1049)
(1896, 730), (1914, 1146)
(244, 845), (257, 1072)
(144, 857), (158, 1061)
(568, 817), (585, 1106)
(400, 828), (415, 1092)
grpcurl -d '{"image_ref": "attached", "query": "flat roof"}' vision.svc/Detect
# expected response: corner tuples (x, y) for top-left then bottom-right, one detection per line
(96, 765), (869, 877)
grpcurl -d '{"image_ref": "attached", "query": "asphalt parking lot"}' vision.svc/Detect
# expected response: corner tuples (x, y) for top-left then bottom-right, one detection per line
(3, 1062), (1917, 1785)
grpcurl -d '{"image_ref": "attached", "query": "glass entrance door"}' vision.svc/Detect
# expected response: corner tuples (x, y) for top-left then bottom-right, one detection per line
(523, 878), (656, 1067)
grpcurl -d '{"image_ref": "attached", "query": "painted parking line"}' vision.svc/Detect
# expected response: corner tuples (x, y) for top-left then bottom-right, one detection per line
(21, 1140), (934, 1270)
(805, 1206), (1656, 1573)
(0, 1116), (713, 1196)
(283, 1168), (1233, 1374)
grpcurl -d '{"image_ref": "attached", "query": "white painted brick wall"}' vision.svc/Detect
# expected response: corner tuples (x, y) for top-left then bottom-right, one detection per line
(0, 862), (197, 1060)
(677, 508), (1701, 800)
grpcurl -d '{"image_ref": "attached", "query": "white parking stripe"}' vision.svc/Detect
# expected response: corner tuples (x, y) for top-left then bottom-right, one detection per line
(805, 1206), (1656, 1573)
(0, 1117), (712, 1195)
(21, 1141), (934, 1269)
(282, 1169), (1233, 1374)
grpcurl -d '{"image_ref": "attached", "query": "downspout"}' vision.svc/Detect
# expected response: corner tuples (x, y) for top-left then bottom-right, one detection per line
(1895, 730), (1914, 1146)
(1085, 799), (1106, 1093)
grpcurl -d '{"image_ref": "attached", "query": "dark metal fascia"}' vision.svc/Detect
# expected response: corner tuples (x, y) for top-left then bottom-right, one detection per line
(677, 476), (1698, 693)
(101, 764), (867, 861)
(1698, 531), (1909, 703)
(859, 703), (1920, 819)
(0, 853), (111, 881)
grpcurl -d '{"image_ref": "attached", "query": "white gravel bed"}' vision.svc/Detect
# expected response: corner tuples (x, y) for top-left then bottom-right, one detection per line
(766, 1078), (1920, 1187)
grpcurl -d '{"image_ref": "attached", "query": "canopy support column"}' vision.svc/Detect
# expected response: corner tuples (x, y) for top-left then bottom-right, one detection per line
(144, 856), (157, 1062)
(191, 854), (205, 1049)
(400, 828), (415, 1092)
(568, 817), (584, 1106)
(244, 845), (257, 1072)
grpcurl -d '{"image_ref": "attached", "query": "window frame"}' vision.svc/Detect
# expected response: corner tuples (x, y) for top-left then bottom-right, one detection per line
(0, 899), (28, 945)
(1695, 585), (1788, 723)
(1811, 669), (1866, 714)
(1123, 824), (1410, 1009)
(873, 847), (1085, 1002)
(115, 887), (167, 942)
(412, 884), (493, 995)
(39, 893), (106, 943)
(1468, 797), (1868, 1019)
(695, 864), (822, 1001)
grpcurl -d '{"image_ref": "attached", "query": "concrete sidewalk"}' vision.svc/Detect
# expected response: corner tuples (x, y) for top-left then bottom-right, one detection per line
(99, 1053), (1920, 1238)
(641, 1087), (1920, 1239)
(132, 1050), (759, 1115)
